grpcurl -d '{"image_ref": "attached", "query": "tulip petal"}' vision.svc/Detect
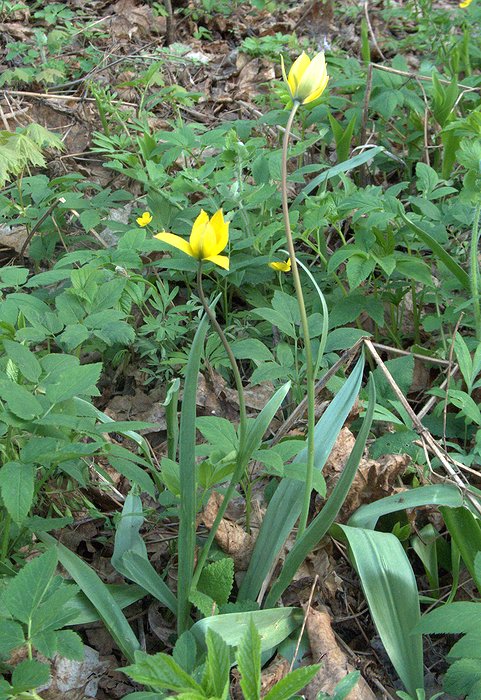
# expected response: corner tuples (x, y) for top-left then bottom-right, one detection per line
(288, 52), (310, 94)
(459, 0), (473, 7)
(297, 52), (327, 102)
(154, 231), (195, 258)
(189, 210), (212, 257)
(205, 254), (229, 270)
(302, 74), (329, 104)
(280, 55), (292, 97)
(209, 209), (229, 255)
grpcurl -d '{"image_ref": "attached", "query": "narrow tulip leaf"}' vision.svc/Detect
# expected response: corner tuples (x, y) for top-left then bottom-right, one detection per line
(335, 525), (423, 697)
(241, 381), (291, 462)
(265, 375), (375, 608)
(190, 608), (303, 653)
(177, 307), (212, 633)
(238, 354), (364, 603)
(400, 211), (470, 291)
(441, 506), (481, 594)
(348, 483), (463, 529)
(37, 533), (140, 663)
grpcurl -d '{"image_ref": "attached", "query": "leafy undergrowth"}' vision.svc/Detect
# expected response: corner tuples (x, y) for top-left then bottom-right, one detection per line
(1, 0), (481, 698)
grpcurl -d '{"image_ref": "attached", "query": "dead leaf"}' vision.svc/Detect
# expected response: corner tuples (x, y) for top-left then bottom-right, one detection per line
(202, 492), (254, 570)
(0, 226), (29, 254)
(40, 646), (108, 699)
(108, 0), (164, 40)
(104, 388), (166, 434)
(305, 606), (376, 700)
(260, 655), (290, 695)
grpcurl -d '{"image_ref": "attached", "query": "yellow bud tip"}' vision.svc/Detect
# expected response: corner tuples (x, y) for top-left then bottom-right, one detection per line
(281, 51), (329, 105)
(269, 259), (291, 272)
(136, 212), (153, 227)
(459, 0), (473, 7)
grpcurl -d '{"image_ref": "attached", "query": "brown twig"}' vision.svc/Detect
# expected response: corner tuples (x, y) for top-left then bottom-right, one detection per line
(289, 574), (318, 673)
(16, 197), (63, 260)
(363, 0), (385, 61)
(371, 63), (480, 92)
(164, 0), (174, 45)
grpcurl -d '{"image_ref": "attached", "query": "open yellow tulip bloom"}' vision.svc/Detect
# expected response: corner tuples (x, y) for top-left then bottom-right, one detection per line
(281, 51), (329, 105)
(459, 0), (474, 7)
(154, 209), (229, 270)
(269, 259), (291, 272)
(136, 211), (153, 227)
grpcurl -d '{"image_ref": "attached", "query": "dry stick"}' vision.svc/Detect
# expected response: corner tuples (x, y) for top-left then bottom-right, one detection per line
(359, 64), (374, 188)
(371, 63), (480, 93)
(16, 197), (64, 260)
(289, 574), (319, 673)
(164, 0), (174, 45)
(363, 339), (481, 517)
(364, 0), (386, 61)
(272, 337), (365, 445)
(443, 315), (464, 451)
(371, 341), (451, 366)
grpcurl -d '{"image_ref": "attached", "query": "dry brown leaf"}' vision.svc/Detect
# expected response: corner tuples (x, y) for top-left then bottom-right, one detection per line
(202, 492), (254, 570)
(322, 427), (410, 520)
(260, 655), (290, 696)
(104, 388), (166, 434)
(108, 0), (164, 40)
(0, 226), (29, 253)
(305, 606), (376, 700)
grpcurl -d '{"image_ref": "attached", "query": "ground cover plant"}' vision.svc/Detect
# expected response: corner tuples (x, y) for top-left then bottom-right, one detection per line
(1, 0), (481, 698)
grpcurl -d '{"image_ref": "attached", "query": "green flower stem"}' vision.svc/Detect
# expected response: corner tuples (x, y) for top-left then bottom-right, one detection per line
(281, 102), (315, 538)
(471, 203), (481, 340)
(192, 264), (248, 588)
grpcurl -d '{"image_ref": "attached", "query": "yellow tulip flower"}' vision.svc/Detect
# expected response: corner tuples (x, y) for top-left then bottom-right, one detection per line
(154, 209), (229, 270)
(136, 211), (153, 227)
(459, 0), (474, 7)
(281, 51), (329, 105)
(269, 259), (291, 272)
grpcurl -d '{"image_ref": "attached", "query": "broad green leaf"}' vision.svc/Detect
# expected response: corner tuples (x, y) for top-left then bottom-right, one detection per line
(11, 660), (50, 693)
(203, 629), (230, 699)
(348, 484), (463, 529)
(63, 583), (146, 625)
(55, 630), (84, 660)
(0, 380), (43, 419)
(197, 558), (234, 607)
(444, 658), (481, 699)
(190, 607), (303, 653)
(2, 549), (57, 624)
(44, 362), (102, 404)
(0, 619), (24, 658)
(263, 665), (321, 700)
(415, 601), (481, 634)
(335, 525), (423, 696)
(3, 340), (41, 383)
(37, 533), (140, 663)
(239, 354), (364, 602)
(231, 338), (274, 363)
(0, 461), (35, 523)
(123, 651), (203, 693)
(265, 375), (375, 607)
(237, 619), (261, 700)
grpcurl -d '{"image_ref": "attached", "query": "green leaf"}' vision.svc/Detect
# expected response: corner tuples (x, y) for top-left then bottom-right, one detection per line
(0, 461), (35, 523)
(0, 380), (43, 419)
(62, 584), (146, 625)
(197, 558), (234, 607)
(55, 630), (84, 660)
(2, 549), (58, 624)
(263, 665), (321, 700)
(0, 619), (24, 658)
(239, 354), (364, 602)
(265, 375), (375, 607)
(177, 307), (211, 634)
(203, 629), (230, 699)
(237, 619), (261, 700)
(44, 362), (102, 404)
(415, 601), (481, 634)
(348, 484), (463, 529)
(444, 658), (481, 699)
(11, 660), (50, 693)
(37, 533), (140, 663)
(121, 551), (177, 614)
(231, 338), (274, 363)
(335, 526), (423, 697)
(3, 340), (41, 383)
(190, 607), (303, 654)
(400, 211), (470, 291)
(123, 651), (203, 693)
(440, 506), (481, 594)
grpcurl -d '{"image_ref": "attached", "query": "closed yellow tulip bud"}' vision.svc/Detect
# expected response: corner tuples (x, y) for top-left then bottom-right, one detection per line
(281, 51), (329, 106)
(459, 0), (474, 7)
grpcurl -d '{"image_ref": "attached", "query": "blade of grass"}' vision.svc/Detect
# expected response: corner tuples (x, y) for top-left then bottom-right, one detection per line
(264, 375), (375, 608)
(334, 525), (423, 696)
(441, 505), (481, 594)
(37, 532), (140, 662)
(238, 354), (364, 603)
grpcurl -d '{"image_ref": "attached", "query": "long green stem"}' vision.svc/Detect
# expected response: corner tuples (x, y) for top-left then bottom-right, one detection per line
(192, 266), (248, 588)
(281, 103), (316, 538)
(471, 204), (481, 340)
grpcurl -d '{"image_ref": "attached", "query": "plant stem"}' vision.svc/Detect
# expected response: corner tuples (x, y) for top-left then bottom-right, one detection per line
(471, 203), (481, 340)
(192, 266), (248, 587)
(281, 103), (316, 538)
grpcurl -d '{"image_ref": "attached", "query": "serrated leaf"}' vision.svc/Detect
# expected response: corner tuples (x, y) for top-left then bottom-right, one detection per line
(11, 659), (50, 693)
(55, 630), (84, 660)
(203, 629), (230, 699)
(0, 619), (24, 658)
(237, 619), (261, 700)
(3, 340), (41, 383)
(197, 558), (234, 607)
(123, 651), (203, 692)
(190, 589), (217, 618)
(172, 631), (197, 675)
(31, 629), (58, 658)
(264, 664), (321, 700)
(0, 461), (35, 523)
(44, 362), (102, 403)
(0, 380), (43, 419)
(444, 658), (481, 699)
(2, 549), (58, 624)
